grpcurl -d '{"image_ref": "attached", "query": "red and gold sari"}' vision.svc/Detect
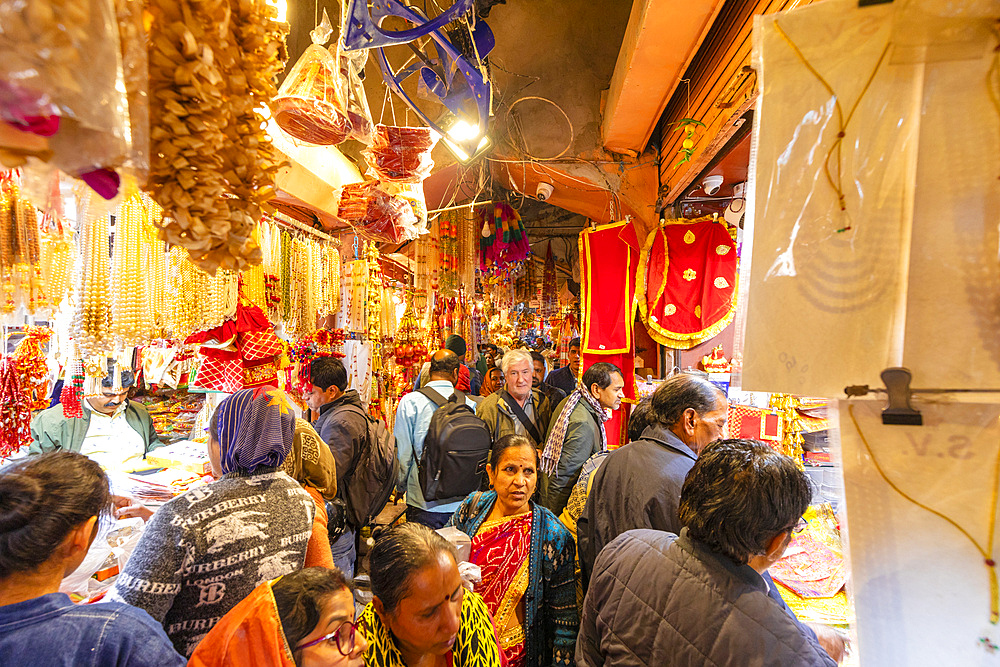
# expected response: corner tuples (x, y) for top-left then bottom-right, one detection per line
(470, 511), (532, 667)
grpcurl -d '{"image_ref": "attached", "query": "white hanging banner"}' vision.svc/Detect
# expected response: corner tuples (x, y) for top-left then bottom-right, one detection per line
(838, 399), (1000, 665)
(742, 0), (1000, 396)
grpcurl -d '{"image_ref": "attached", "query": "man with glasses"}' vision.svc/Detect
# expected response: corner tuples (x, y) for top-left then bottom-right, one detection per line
(30, 358), (161, 467)
(577, 439), (842, 667)
(577, 372), (728, 587)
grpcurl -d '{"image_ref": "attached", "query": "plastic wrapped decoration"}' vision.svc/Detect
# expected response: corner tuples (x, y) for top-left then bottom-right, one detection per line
(339, 47), (375, 145)
(365, 125), (438, 183)
(273, 11), (351, 145)
(0, 0), (133, 196)
(338, 181), (419, 243)
(383, 181), (428, 234)
(479, 202), (531, 279)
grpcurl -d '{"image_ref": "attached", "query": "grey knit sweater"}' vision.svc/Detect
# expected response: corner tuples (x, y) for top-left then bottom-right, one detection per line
(109, 468), (315, 656)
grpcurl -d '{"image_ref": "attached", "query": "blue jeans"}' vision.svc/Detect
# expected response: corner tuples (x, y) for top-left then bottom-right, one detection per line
(330, 528), (357, 577)
(405, 504), (452, 529)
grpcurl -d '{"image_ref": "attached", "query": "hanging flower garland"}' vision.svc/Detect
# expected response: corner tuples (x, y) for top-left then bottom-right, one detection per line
(0, 355), (31, 458)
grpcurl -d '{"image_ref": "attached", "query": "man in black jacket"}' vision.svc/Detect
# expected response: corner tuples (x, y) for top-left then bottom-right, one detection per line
(305, 356), (368, 575)
(577, 372), (727, 586)
(546, 337), (581, 395)
(577, 440), (842, 667)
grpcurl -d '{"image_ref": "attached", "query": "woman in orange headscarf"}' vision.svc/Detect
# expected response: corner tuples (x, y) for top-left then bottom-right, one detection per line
(480, 367), (504, 397)
(189, 567), (367, 667)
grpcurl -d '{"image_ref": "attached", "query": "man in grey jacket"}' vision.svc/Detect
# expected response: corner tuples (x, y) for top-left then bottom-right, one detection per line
(577, 439), (842, 667)
(577, 372), (727, 586)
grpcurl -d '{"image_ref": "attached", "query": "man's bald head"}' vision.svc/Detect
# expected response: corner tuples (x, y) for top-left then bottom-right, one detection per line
(429, 349), (461, 382)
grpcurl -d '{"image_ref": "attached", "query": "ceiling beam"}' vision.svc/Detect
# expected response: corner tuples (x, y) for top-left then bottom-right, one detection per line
(601, 0), (725, 154)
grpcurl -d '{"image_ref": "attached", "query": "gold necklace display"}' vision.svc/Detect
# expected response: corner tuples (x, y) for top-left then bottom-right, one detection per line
(71, 193), (111, 358)
(0, 179), (43, 315)
(110, 193), (155, 347)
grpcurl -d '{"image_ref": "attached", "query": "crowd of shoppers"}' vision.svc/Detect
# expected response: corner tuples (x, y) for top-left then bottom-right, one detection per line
(0, 336), (846, 666)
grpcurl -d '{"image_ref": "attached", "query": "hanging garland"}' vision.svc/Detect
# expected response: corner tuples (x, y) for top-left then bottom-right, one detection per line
(479, 202), (531, 283)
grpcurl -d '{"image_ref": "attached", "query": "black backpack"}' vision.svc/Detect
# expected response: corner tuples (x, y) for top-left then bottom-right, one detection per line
(341, 406), (399, 529)
(417, 388), (492, 501)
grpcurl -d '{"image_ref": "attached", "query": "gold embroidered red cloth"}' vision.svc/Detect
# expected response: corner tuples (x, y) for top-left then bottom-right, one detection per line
(579, 221), (640, 354)
(638, 218), (737, 349)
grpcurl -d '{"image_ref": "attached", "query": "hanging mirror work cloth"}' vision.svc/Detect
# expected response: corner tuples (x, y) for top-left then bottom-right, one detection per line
(637, 217), (738, 350)
(578, 220), (639, 355)
(741, 0), (1000, 395)
(838, 399), (1000, 665)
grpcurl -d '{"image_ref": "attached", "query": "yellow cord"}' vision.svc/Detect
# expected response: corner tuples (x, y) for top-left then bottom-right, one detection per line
(847, 403), (1000, 624)
(773, 22), (892, 230)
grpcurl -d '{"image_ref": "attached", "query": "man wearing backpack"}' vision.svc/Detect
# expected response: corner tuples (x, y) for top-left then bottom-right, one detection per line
(305, 356), (397, 576)
(395, 349), (487, 528)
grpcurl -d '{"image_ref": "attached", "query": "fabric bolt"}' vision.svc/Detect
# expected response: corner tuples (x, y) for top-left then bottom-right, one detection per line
(359, 590), (503, 667)
(540, 383), (608, 476)
(578, 220), (640, 354)
(395, 379), (478, 514)
(576, 424), (698, 589)
(576, 529), (835, 667)
(108, 469), (316, 656)
(0, 592), (186, 667)
(637, 218), (738, 349)
(187, 580), (296, 667)
(470, 511), (531, 666)
(29, 400), (162, 457)
(190, 356), (244, 394)
(448, 491), (578, 667)
(215, 388), (296, 475)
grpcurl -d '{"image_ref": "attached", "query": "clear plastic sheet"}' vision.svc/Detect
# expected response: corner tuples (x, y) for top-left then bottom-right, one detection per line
(0, 0), (131, 177)
(740, 0), (1000, 396)
(338, 180), (419, 244)
(837, 398), (1000, 664)
(364, 124), (438, 183)
(339, 46), (375, 145)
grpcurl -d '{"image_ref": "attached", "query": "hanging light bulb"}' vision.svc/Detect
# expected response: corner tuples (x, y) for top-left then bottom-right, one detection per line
(481, 219), (491, 237)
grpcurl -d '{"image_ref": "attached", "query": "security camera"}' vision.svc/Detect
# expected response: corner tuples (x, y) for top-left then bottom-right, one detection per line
(702, 175), (724, 196)
(536, 182), (554, 201)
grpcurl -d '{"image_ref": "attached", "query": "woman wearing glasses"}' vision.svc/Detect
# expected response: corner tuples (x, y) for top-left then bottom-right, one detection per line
(189, 566), (366, 666)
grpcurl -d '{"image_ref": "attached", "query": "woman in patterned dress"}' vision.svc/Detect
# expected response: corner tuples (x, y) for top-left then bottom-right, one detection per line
(360, 522), (502, 667)
(449, 435), (578, 667)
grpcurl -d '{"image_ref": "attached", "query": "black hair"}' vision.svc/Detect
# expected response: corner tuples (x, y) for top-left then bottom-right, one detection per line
(100, 359), (135, 389)
(0, 452), (112, 578)
(310, 357), (348, 392)
(627, 398), (654, 442)
(369, 522), (458, 614)
(489, 434), (539, 469)
(569, 337), (581, 350)
(649, 372), (726, 427)
(678, 439), (812, 564)
(582, 362), (623, 391)
(429, 350), (461, 377)
(273, 567), (354, 661)
(530, 351), (546, 368)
